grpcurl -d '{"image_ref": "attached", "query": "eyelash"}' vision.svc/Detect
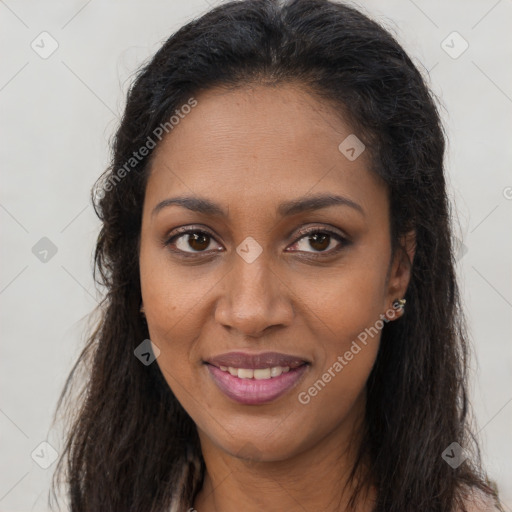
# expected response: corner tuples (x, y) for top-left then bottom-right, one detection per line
(163, 225), (349, 259)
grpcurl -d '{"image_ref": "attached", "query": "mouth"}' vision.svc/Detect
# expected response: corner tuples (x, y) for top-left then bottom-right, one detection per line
(204, 351), (310, 405)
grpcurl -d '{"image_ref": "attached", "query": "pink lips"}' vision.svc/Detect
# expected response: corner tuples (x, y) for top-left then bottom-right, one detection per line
(205, 351), (309, 405)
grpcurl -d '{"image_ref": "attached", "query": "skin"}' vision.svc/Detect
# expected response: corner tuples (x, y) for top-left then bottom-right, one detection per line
(139, 83), (416, 512)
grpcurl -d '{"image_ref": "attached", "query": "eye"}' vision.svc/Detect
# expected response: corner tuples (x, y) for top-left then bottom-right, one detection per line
(287, 227), (348, 256)
(164, 227), (222, 256)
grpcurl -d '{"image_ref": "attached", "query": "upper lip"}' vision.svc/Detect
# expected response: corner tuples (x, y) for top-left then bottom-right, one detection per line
(205, 351), (309, 369)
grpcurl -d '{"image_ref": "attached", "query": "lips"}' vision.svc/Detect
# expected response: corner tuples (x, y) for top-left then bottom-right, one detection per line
(207, 364), (308, 405)
(205, 351), (308, 370)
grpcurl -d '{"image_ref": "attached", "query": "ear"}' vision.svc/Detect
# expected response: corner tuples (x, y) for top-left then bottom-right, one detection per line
(384, 229), (416, 318)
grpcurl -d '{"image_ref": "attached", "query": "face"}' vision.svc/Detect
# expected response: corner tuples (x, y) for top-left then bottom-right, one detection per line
(139, 83), (414, 463)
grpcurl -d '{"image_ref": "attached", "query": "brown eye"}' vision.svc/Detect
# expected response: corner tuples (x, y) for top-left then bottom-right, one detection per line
(165, 228), (222, 255)
(308, 232), (331, 251)
(184, 232), (211, 252)
(288, 228), (347, 256)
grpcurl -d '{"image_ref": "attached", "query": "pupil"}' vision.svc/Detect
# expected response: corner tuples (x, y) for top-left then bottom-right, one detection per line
(189, 233), (209, 251)
(310, 233), (329, 251)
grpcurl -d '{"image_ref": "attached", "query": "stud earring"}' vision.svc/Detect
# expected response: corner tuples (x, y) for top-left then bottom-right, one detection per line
(392, 298), (406, 310)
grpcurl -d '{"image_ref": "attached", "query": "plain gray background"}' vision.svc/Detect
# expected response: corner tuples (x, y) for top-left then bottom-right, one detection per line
(1, 0), (511, 510)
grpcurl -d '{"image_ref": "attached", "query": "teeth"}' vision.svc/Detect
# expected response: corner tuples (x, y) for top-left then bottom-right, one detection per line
(238, 368), (254, 379)
(270, 366), (282, 377)
(220, 366), (292, 379)
(254, 368), (271, 379)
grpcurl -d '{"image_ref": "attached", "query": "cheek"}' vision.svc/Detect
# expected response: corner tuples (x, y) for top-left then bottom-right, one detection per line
(294, 256), (388, 346)
(139, 244), (203, 385)
(291, 262), (386, 408)
(139, 240), (205, 338)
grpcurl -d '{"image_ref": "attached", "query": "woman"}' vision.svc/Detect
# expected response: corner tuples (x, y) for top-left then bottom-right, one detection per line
(50, 0), (504, 510)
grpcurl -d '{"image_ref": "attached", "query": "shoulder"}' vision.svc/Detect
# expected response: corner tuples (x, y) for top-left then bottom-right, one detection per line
(456, 486), (501, 512)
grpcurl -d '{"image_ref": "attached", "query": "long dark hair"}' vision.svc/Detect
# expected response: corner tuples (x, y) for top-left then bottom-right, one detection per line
(49, 0), (502, 510)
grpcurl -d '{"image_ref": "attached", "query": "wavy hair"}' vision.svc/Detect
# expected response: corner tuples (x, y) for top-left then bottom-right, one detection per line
(50, 0), (502, 510)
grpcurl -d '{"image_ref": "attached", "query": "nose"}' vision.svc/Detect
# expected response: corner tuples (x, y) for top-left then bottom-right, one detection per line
(214, 251), (294, 338)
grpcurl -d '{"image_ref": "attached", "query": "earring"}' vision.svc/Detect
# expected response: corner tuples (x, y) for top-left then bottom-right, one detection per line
(392, 298), (406, 310)
(139, 302), (145, 316)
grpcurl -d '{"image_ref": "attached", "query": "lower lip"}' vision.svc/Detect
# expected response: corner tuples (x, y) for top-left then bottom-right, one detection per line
(206, 364), (309, 405)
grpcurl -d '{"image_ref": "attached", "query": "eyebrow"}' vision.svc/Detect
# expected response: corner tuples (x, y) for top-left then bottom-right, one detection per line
(151, 193), (365, 218)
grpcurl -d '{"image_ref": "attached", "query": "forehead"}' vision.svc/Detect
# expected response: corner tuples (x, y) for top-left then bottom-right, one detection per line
(145, 83), (386, 218)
